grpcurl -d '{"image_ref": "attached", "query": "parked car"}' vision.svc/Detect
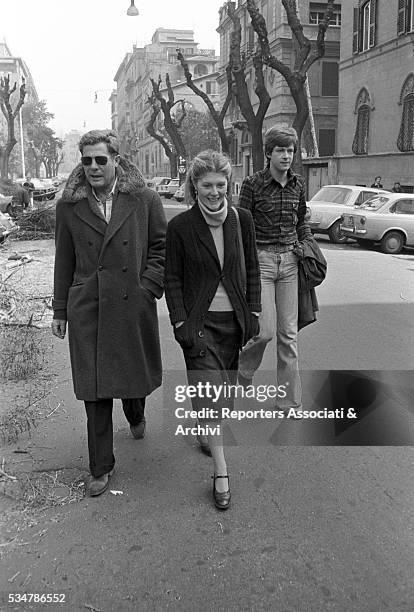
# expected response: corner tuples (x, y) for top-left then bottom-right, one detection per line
(340, 193), (414, 254)
(160, 178), (180, 199)
(0, 210), (19, 243)
(151, 177), (171, 193)
(174, 184), (185, 202)
(31, 178), (58, 202)
(307, 185), (389, 244)
(15, 178), (58, 202)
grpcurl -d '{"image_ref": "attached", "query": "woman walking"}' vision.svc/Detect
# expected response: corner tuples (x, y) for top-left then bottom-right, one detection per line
(165, 150), (261, 510)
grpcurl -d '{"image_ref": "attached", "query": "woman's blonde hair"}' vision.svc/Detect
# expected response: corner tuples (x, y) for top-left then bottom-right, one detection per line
(185, 150), (232, 205)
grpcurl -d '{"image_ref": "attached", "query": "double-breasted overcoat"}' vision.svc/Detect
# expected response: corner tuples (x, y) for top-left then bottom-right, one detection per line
(53, 158), (167, 401)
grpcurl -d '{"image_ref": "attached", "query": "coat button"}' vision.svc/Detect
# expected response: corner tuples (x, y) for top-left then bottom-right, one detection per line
(98, 265), (103, 271)
(94, 296), (98, 301)
(122, 266), (128, 272)
(199, 350), (206, 357)
(207, 297), (212, 303)
(221, 274), (225, 280)
(198, 331), (204, 338)
(123, 293), (128, 300)
(88, 241), (93, 246)
(123, 240), (128, 245)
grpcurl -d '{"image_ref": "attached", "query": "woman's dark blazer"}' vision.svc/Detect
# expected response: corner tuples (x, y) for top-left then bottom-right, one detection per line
(165, 203), (261, 357)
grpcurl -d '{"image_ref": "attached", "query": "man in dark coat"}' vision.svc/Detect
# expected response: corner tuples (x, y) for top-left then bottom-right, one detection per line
(52, 129), (166, 496)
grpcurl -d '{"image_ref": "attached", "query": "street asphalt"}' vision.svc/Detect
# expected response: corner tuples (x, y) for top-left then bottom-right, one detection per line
(0, 228), (413, 611)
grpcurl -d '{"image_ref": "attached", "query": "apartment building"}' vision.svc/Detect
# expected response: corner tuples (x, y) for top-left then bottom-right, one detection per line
(335, 0), (414, 190)
(113, 28), (219, 177)
(217, 0), (341, 191)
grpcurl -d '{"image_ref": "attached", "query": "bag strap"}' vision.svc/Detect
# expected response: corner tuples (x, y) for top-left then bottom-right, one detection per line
(232, 206), (246, 294)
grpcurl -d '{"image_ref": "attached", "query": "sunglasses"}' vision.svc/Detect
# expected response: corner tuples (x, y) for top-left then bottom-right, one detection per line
(81, 156), (109, 166)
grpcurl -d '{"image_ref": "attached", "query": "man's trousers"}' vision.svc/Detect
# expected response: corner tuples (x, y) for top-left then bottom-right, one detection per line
(84, 398), (145, 477)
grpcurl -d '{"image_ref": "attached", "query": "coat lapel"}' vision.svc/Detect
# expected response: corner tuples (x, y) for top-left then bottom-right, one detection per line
(222, 207), (238, 271)
(190, 205), (220, 267)
(73, 199), (106, 236)
(100, 191), (135, 252)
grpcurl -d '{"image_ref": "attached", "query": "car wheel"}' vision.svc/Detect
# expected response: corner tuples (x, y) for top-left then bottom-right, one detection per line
(380, 231), (405, 254)
(328, 220), (348, 244)
(356, 239), (375, 248)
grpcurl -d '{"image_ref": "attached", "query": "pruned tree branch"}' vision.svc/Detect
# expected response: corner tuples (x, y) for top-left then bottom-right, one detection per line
(176, 48), (232, 154)
(246, 0), (335, 170)
(227, 0), (270, 171)
(0, 74), (27, 178)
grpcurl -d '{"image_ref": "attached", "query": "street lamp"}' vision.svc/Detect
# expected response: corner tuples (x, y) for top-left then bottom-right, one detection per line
(127, 1), (139, 16)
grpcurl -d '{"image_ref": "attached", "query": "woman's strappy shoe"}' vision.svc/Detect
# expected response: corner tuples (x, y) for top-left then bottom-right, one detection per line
(212, 474), (231, 510)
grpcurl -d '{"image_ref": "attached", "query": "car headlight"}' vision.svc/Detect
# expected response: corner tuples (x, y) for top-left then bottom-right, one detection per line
(361, 217), (366, 225)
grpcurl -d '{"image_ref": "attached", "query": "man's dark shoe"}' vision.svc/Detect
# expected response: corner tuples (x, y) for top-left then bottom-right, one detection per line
(130, 418), (146, 439)
(88, 468), (114, 497)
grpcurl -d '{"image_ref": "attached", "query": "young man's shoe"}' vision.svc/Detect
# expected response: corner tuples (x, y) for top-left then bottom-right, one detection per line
(88, 468), (114, 497)
(130, 418), (146, 439)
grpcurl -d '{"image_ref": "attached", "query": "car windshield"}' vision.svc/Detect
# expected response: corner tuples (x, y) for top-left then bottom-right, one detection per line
(310, 186), (352, 204)
(359, 196), (390, 210)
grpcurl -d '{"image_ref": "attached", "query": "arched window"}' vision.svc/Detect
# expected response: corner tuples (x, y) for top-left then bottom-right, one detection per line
(194, 64), (208, 77)
(397, 73), (414, 152)
(352, 88), (373, 155)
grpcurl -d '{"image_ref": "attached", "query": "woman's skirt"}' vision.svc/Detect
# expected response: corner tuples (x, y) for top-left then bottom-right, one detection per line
(183, 311), (242, 420)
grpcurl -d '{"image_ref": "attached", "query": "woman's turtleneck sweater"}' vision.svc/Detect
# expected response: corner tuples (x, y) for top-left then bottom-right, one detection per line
(198, 197), (234, 312)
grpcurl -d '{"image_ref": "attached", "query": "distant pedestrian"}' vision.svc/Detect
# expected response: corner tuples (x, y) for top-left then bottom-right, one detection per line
(11, 183), (29, 214)
(52, 129), (167, 497)
(165, 150), (261, 511)
(371, 176), (383, 189)
(392, 182), (403, 193)
(23, 175), (35, 208)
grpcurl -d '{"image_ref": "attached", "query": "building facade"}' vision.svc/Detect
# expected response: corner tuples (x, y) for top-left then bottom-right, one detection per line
(60, 129), (82, 175)
(217, 0), (341, 192)
(335, 0), (414, 191)
(113, 29), (219, 177)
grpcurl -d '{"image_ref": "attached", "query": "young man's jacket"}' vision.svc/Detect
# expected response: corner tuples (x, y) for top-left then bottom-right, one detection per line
(53, 158), (167, 401)
(294, 236), (327, 330)
(165, 203), (261, 357)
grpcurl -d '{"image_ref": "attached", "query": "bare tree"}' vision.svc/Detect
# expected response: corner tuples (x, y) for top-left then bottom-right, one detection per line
(0, 74), (26, 178)
(246, 0), (335, 171)
(147, 74), (188, 177)
(227, 2), (271, 172)
(146, 94), (178, 178)
(176, 49), (233, 156)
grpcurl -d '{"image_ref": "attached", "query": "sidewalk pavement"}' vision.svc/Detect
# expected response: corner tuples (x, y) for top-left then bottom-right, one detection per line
(0, 298), (413, 611)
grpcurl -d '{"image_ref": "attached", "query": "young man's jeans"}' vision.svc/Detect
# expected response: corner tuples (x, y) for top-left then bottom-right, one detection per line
(238, 249), (302, 410)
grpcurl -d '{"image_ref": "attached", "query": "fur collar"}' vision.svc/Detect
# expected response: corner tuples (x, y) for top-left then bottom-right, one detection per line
(61, 157), (146, 203)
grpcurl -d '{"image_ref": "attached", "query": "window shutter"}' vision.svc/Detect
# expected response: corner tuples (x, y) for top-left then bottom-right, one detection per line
(397, 0), (407, 35)
(353, 7), (360, 54)
(369, 0), (377, 48)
